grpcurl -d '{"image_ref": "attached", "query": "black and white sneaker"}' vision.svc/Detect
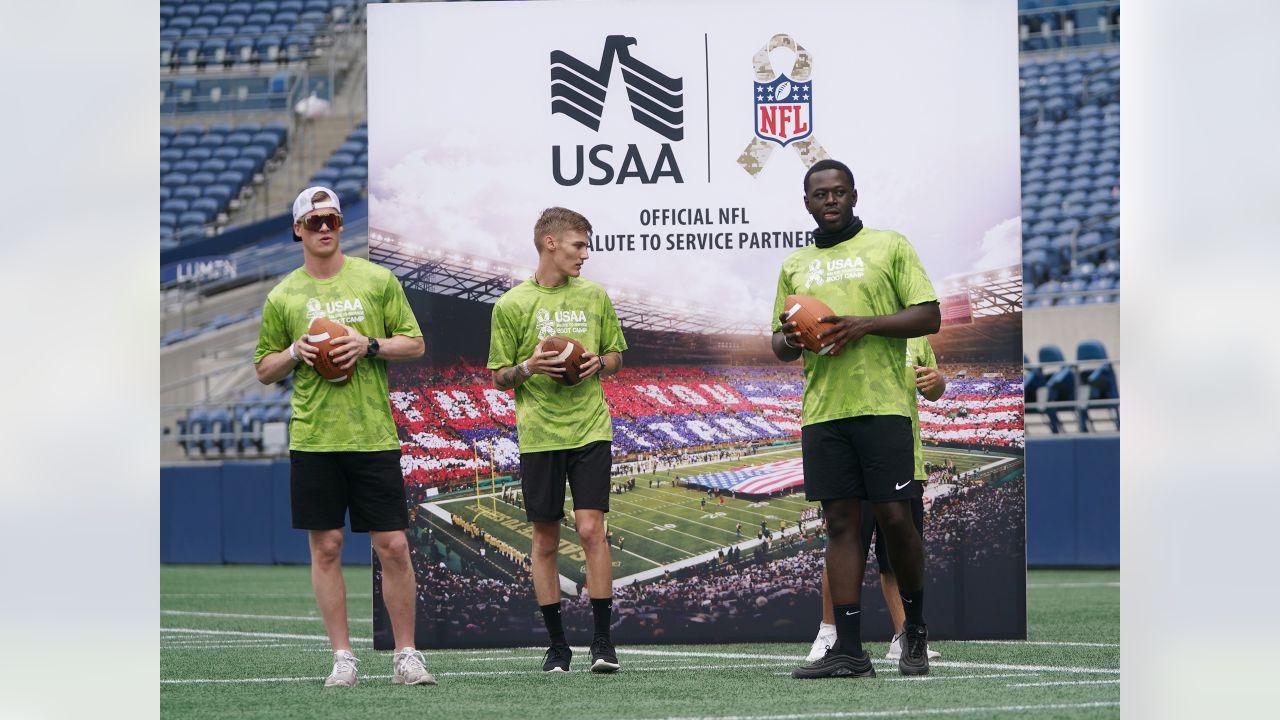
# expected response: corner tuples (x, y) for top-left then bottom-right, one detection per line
(542, 643), (572, 673)
(899, 624), (930, 676)
(589, 636), (620, 673)
(791, 649), (875, 679)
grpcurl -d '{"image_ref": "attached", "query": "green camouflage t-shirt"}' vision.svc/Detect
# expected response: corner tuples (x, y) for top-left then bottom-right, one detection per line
(906, 336), (939, 481)
(487, 277), (627, 453)
(254, 256), (422, 451)
(771, 226), (937, 426)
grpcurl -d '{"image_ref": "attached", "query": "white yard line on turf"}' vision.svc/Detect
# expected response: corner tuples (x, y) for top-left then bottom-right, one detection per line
(962, 640), (1118, 648)
(623, 702), (1121, 720)
(162, 663), (792, 684)
(1026, 582), (1118, 588)
(161, 628), (374, 643)
(1007, 679), (1121, 687)
(162, 593), (374, 599)
(884, 672), (1039, 682)
(162, 610), (372, 623)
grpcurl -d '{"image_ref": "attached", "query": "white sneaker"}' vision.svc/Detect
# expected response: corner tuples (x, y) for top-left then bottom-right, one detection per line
(325, 650), (359, 687)
(886, 632), (940, 660)
(806, 624), (838, 662)
(393, 647), (438, 685)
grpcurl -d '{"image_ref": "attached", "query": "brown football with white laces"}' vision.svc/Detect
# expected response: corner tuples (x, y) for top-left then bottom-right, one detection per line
(783, 295), (837, 355)
(308, 316), (354, 384)
(541, 335), (586, 386)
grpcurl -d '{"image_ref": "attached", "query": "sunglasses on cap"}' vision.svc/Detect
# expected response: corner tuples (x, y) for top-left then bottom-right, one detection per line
(299, 213), (343, 232)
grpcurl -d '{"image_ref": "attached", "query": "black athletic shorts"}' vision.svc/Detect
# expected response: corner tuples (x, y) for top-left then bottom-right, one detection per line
(800, 415), (922, 503)
(860, 490), (926, 572)
(290, 449), (408, 532)
(519, 440), (611, 522)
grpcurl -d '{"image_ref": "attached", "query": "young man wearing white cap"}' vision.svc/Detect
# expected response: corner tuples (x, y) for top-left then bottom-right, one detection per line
(254, 186), (434, 687)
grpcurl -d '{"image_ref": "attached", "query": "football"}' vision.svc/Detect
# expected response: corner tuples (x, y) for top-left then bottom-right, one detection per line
(307, 316), (354, 384)
(782, 294), (837, 355)
(541, 335), (587, 386)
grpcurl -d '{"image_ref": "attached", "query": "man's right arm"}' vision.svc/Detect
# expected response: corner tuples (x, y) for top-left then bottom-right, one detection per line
(256, 335), (318, 384)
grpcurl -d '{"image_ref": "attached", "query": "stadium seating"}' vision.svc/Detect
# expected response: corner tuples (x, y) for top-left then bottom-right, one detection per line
(159, 122), (289, 247)
(309, 120), (369, 202)
(159, 0), (358, 71)
(1024, 341), (1117, 433)
(1020, 46), (1119, 306)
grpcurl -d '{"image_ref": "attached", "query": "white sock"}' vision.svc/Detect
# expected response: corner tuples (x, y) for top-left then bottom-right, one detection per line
(819, 622), (836, 633)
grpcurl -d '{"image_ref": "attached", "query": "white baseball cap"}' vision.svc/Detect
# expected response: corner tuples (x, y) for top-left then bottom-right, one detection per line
(291, 186), (342, 241)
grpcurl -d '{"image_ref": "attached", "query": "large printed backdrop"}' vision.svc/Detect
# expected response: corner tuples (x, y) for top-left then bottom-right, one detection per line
(367, 0), (1025, 649)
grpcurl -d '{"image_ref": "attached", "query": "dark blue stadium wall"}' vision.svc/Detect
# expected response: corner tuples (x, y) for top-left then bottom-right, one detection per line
(161, 460), (371, 565)
(1025, 436), (1119, 566)
(161, 435), (1117, 566)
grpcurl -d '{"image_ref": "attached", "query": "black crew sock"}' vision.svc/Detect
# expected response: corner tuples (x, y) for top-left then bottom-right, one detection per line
(540, 602), (566, 646)
(900, 589), (925, 626)
(831, 603), (863, 656)
(590, 597), (613, 639)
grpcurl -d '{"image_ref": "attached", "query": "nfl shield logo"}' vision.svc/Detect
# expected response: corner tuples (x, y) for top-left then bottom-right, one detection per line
(754, 74), (812, 147)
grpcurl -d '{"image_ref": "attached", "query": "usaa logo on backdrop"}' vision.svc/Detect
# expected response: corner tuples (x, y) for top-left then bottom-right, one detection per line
(549, 35), (685, 185)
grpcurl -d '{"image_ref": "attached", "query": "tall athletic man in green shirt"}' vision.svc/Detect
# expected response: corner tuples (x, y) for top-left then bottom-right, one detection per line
(488, 207), (628, 673)
(806, 336), (946, 663)
(254, 187), (434, 687)
(774, 160), (941, 678)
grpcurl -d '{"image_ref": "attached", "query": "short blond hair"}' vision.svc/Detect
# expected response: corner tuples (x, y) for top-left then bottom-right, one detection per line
(533, 207), (592, 253)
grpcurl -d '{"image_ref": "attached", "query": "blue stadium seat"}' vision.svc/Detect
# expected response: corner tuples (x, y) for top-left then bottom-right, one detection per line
(212, 146), (241, 161)
(1045, 167), (1069, 182)
(334, 179), (364, 202)
(264, 22), (291, 35)
(1023, 180), (1046, 196)
(275, 11), (300, 25)
(229, 1), (254, 14)
(228, 157), (258, 177)
(285, 35), (312, 61)
(256, 34), (282, 62)
(189, 171), (217, 187)
(1069, 163), (1091, 179)
(161, 148), (186, 163)
(240, 146), (270, 168)
(217, 169), (249, 189)
(174, 186), (202, 201)
(1055, 218), (1081, 235)
(176, 39), (201, 66)
(180, 210), (211, 227)
(310, 167), (341, 185)
(173, 159), (199, 175)
(160, 211), (178, 229)
(300, 9), (327, 25)
(327, 152), (355, 168)
(249, 131), (280, 152)
(336, 140), (364, 155)
(262, 121), (290, 145)
(199, 159), (229, 175)
(229, 36), (255, 63)
(202, 38), (229, 65)
(176, 224), (206, 244)
(186, 26), (211, 41)
(185, 147), (213, 162)
(281, 0), (306, 12)
(204, 185), (235, 207)
(162, 199), (191, 216)
(1037, 205), (1061, 222)
(1024, 234), (1050, 253)
(355, 151), (368, 166)
(160, 185), (172, 202)
(1061, 204), (1087, 220)
(192, 197), (221, 219)
(198, 132), (226, 148)
(1076, 340), (1118, 430)
(1022, 206), (1038, 223)
(169, 15), (194, 31)
(1023, 168), (1046, 184)
(1030, 219), (1057, 237)
(338, 165), (367, 182)
(348, 126), (368, 143)
(193, 15), (220, 32)
(1044, 178), (1069, 194)
(1068, 177), (1093, 192)
(206, 3), (229, 16)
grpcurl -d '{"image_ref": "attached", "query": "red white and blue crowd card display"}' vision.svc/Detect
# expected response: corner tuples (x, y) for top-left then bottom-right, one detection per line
(367, 0), (1025, 649)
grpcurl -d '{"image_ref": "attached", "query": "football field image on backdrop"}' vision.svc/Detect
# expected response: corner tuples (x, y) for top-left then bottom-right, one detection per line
(365, 0), (1025, 650)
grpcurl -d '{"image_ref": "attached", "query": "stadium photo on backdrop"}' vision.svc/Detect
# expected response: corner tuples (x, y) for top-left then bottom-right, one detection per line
(161, 0), (1119, 717)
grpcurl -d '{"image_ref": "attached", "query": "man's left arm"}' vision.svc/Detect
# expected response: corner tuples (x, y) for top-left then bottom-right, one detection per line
(578, 292), (627, 380)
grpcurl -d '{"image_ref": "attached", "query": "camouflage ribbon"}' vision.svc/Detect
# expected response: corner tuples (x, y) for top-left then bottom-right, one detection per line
(737, 34), (829, 177)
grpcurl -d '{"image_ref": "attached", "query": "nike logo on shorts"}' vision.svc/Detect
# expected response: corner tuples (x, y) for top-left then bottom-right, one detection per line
(895, 480), (913, 490)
